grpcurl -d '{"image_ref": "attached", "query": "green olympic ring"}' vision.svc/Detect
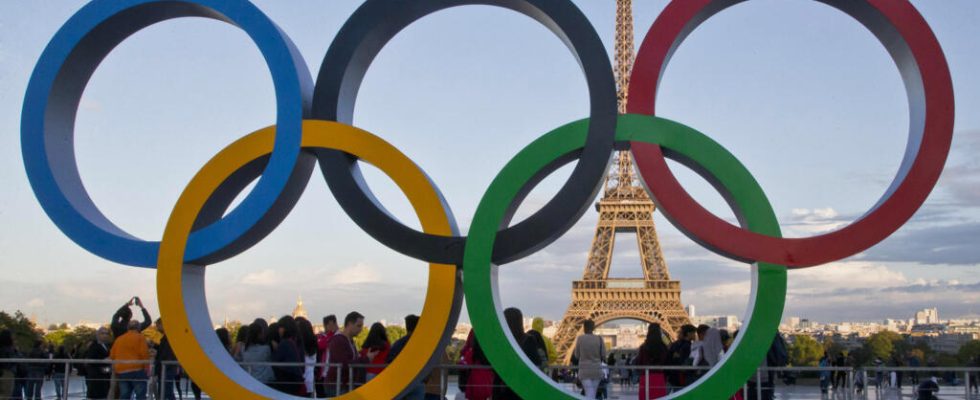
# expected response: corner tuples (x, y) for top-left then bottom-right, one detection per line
(464, 113), (787, 399)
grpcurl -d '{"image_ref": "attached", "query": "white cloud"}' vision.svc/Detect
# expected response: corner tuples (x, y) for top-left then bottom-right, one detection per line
(240, 269), (281, 286)
(26, 298), (44, 308)
(332, 263), (382, 286)
(784, 207), (849, 236)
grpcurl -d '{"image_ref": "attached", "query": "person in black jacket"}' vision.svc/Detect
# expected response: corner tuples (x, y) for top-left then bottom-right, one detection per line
(85, 327), (113, 399)
(666, 324), (696, 390)
(111, 297), (152, 339)
(493, 307), (543, 400)
(0, 330), (18, 399)
(154, 319), (179, 400)
(272, 316), (305, 396)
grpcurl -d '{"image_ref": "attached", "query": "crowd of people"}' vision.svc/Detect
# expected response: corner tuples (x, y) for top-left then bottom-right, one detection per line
(2, 298), (979, 400)
(562, 321), (788, 400)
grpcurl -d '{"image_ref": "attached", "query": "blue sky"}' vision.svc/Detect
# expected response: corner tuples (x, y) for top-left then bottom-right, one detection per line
(1, 1), (978, 327)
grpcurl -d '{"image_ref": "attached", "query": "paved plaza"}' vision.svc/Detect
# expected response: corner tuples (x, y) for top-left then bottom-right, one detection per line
(25, 376), (980, 399)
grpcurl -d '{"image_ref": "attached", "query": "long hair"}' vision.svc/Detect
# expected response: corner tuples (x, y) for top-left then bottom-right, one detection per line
(641, 323), (668, 364)
(503, 307), (525, 342)
(277, 315), (298, 340)
(295, 317), (317, 357)
(267, 322), (281, 345)
(362, 323), (389, 351)
(245, 320), (267, 349)
(235, 324), (250, 345)
(215, 328), (232, 351)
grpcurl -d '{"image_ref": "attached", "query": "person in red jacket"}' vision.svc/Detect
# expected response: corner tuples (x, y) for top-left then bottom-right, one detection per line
(322, 312), (378, 397)
(358, 322), (391, 382)
(315, 315), (338, 397)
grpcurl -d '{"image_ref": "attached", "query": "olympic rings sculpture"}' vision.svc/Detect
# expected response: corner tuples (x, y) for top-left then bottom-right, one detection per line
(22, 0), (952, 399)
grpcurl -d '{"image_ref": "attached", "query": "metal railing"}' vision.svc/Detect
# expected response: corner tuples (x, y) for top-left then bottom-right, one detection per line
(0, 358), (977, 399)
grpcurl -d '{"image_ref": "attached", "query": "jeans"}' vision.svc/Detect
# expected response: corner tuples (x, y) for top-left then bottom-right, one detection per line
(159, 373), (178, 400)
(23, 377), (42, 399)
(581, 378), (599, 399)
(53, 373), (66, 399)
(118, 370), (148, 400)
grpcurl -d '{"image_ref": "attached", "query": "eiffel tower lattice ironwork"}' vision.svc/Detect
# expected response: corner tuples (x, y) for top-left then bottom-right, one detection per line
(552, 0), (691, 363)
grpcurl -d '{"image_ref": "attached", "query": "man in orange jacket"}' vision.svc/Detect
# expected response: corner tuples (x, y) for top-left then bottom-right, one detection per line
(110, 320), (150, 399)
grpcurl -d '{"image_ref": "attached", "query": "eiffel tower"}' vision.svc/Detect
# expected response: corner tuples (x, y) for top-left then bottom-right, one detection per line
(552, 0), (691, 363)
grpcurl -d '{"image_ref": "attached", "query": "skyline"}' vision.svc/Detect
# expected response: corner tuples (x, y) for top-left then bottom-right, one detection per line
(1, 1), (979, 327)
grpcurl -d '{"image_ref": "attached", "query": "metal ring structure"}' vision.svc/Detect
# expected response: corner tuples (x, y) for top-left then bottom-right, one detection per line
(157, 120), (461, 400)
(21, 0), (315, 268)
(22, 1), (958, 399)
(311, 0), (618, 266)
(464, 114), (787, 399)
(627, 0), (955, 267)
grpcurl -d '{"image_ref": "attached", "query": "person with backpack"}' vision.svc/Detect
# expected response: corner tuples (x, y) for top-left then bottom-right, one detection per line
(571, 319), (605, 399)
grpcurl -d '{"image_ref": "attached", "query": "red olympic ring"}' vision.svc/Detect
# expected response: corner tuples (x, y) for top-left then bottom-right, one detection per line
(628, 0), (954, 267)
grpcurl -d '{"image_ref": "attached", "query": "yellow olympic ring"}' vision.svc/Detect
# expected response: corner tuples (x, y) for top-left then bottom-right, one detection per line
(157, 120), (459, 399)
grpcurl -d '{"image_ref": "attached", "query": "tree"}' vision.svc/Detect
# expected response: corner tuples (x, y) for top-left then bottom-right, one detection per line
(958, 340), (980, 365)
(864, 331), (902, 361)
(386, 326), (407, 344)
(823, 337), (845, 357)
(224, 320), (243, 344)
(46, 325), (98, 354)
(788, 335), (823, 366)
(63, 326), (97, 354)
(44, 329), (70, 346)
(0, 310), (43, 351)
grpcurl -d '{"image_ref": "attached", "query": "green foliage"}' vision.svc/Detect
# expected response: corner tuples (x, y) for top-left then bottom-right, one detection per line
(225, 320), (243, 344)
(44, 329), (69, 346)
(958, 340), (980, 364)
(446, 338), (465, 364)
(45, 325), (98, 354)
(353, 327), (369, 348)
(822, 337), (845, 357)
(864, 330), (902, 361)
(788, 335), (823, 366)
(0, 311), (43, 351)
(386, 326), (407, 343)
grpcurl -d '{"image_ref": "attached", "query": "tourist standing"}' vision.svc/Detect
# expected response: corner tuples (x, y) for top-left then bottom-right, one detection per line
(52, 346), (69, 400)
(232, 324), (250, 361)
(386, 314), (423, 399)
(495, 308), (543, 400)
(359, 323), (390, 382)
(110, 320), (151, 400)
(111, 297), (152, 338)
(24, 339), (48, 399)
(315, 315), (338, 397)
(153, 319), (178, 400)
(271, 316), (305, 396)
(666, 324), (696, 389)
(458, 330), (494, 400)
(635, 323), (668, 399)
(0, 330), (17, 399)
(572, 319), (605, 400)
(240, 319), (274, 384)
(532, 317), (557, 365)
(819, 352), (831, 394)
(295, 317), (318, 396)
(323, 312), (377, 397)
(85, 327), (113, 399)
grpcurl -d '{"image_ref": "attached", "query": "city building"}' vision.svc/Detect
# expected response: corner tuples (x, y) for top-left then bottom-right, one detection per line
(914, 308), (940, 325)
